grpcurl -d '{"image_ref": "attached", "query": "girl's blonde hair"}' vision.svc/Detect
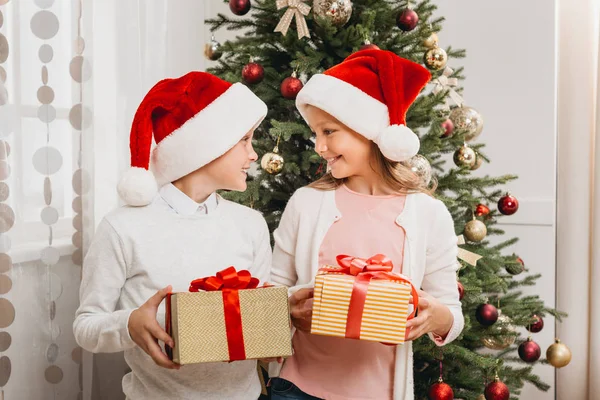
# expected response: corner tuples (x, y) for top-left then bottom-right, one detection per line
(308, 141), (435, 196)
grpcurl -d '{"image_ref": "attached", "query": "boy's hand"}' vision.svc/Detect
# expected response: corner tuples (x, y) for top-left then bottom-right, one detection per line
(128, 285), (180, 370)
(289, 288), (314, 333)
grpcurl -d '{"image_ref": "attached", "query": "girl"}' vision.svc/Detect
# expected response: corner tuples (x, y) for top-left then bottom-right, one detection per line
(74, 72), (272, 400)
(269, 50), (464, 400)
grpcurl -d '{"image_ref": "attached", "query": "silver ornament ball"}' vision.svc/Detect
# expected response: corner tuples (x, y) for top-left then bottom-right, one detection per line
(423, 46), (447, 70)
(204, 37), (222, 61)
(407, 155), (432, 186)
(313, 0), (353, 27)
(449, 106), (484, 141)
(261, 151), (284, 175)
(453, 144), (477, 168)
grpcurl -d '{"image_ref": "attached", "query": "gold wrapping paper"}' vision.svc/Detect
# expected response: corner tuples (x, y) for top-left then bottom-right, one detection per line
(168, 286), (293, 364)
(311, 270), (412, 344)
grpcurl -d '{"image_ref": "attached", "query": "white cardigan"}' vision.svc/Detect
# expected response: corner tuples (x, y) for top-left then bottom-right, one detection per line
(269, 187), (464, 400)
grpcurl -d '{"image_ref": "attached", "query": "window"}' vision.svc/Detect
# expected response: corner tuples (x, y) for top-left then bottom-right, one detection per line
(1, 0), (79, 261)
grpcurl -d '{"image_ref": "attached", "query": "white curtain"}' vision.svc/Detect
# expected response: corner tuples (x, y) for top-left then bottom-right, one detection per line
(82, 1), (206, 399)
(0, 0), (92, 398)
(557, 0), (600, 398)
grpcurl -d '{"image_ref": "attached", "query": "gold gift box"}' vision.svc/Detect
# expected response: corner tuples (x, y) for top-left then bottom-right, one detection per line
(311, 269), (412, 344)
(167, 286), (293, 364)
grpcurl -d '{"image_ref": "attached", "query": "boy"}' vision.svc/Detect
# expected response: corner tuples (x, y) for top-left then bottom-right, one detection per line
(74, 72), (270, 400)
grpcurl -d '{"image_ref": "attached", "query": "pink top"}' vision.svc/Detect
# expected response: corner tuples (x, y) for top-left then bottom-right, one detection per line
(280, 184), (407, 400)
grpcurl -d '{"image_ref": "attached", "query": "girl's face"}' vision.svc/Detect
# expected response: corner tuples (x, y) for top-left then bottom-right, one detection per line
(201, 130), (258, 191)
(305, 106), (375, 181)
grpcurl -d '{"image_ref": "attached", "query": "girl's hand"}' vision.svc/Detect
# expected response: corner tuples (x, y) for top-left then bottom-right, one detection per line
(405, 290), (453, 342)
(289, 288), (314, 332)
(128, 285), (180, 370)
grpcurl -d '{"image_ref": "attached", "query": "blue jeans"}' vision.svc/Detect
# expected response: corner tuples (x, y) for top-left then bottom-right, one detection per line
(270, 378), (323, 400)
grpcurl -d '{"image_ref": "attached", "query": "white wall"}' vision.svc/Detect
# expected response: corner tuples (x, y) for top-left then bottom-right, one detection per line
(434, 1), (557, 399)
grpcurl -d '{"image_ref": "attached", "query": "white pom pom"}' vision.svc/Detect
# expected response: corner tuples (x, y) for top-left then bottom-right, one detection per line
(376, 124), (420, 162)
(117, 167), (158, 206)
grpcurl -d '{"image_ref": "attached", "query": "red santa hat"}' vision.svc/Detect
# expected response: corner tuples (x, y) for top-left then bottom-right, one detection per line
(117, 71), (267, 206)
(296, 49), (431, 162)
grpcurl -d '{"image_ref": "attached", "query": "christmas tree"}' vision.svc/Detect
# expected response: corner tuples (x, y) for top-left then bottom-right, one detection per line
(207, 1), (567, 398)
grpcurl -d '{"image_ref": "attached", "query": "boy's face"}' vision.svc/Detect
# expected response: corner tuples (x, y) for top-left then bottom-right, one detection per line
(202, 129), (258, 191)
(306, 106), (374, 180)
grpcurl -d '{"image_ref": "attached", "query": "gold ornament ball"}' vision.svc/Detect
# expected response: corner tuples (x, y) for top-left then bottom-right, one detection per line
(423, 32), (438, 48)
(313, 0), (353, 27)
(423, 46), (447, 70)
(204, 38), (222, 61)
(407, 155), (432, 186)
(261, 151), (284, 175)
(449, 106), (484, 141)
(464, 219), (487, 242)
(471, 153), (483, 170)
(453, 145), (477, 168)
(481, 312), (517, 350)
(477, 395), (486, 400)
(546, 339), (572, 368)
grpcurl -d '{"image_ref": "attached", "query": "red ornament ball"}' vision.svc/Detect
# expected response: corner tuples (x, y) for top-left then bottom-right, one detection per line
(484, 379), (510, 400)
(281, 75), (303, 99)
(428, 381), (454, 400)
(498, 193), (519, 215)
(396, 8), (419, 31)
(441, 118), (454, 137)
(229, 0), (251, 15)
(360, 43), (380, 51)
(527, 314), (544, 333)
(242, 62), (264, 84)
(476, 303), (498, 326)
(518, 338), (541, 363)
(474, 203), (490, 217)
(457, 281), (465, 301)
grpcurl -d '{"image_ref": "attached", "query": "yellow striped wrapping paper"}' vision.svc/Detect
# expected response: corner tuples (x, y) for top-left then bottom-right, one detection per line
(311, 266), (413, 344)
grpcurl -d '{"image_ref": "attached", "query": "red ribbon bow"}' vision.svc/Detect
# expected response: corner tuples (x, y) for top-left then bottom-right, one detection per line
(167, 267), (260, 362)
(318, 254), (419, 342)
(188, 266), (259, 292)
(335, 253), (395, 275)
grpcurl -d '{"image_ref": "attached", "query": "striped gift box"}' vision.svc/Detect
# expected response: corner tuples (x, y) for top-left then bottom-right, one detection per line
(311, 266), (413, 344)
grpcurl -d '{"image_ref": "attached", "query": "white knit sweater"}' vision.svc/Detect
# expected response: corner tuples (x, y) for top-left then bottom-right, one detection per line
(73, 187), (272, 400)
(269, 187), (464, 400)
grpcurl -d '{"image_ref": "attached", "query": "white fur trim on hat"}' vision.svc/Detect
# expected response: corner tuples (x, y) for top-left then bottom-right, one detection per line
(117, 167), (158, 206)
(296, 74), (389, 141)
(375, 124), (420, 162)
(296, 74), (420, 162)
(150, 83), (267, 186)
